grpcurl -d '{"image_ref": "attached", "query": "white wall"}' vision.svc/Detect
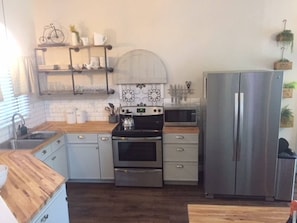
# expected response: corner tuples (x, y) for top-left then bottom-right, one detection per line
(31, 0), (297, 149)
(1, 0), (297, 149)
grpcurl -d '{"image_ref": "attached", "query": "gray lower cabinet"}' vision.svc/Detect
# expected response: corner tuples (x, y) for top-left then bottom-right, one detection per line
(31, 184), (69, 223)
(67, 133), (114, 181)
(98, 134), (114, 180)
(163, 133), (199, 184)
(67, 134), (100, 180)
(35, 136), (69, 179)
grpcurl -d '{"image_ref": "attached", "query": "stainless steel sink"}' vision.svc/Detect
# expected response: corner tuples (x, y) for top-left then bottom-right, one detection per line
(0, 139), (45, 150)
(21, 131), (57, 140)
(0, 131), (57, 150)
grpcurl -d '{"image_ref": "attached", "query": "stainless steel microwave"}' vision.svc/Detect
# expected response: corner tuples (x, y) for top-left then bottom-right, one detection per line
(164, 104), (198, 127)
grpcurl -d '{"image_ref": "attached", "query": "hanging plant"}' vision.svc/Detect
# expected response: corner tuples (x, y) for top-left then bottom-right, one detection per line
(274, 47), (292, 70)
(276, 19), (294, 52)
(280, 105), (294, 128)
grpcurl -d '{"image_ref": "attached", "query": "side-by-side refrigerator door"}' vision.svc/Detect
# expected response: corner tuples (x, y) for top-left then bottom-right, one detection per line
(204, 72), (240, 196)
(235, 71), (283, 198)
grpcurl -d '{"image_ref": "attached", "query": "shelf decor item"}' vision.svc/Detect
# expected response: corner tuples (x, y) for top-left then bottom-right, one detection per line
(283, 82), (297, 98)
(280, 105), (294, 128)
(70, 25), (80, 46)
(38, 23), (65, 46)
(274, 20), (294, 70)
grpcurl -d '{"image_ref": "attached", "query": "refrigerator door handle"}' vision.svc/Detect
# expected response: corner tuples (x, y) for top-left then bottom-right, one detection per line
(237, 92), (244, 161)
(203, 76), (207, 98)
(233, 93), (239, 161)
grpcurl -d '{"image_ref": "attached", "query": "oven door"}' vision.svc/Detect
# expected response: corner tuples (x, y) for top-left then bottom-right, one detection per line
(112, 136), (162, 168)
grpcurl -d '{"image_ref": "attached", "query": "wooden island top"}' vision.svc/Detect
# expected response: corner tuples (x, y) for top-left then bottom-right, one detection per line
(188, 204), (290, 223)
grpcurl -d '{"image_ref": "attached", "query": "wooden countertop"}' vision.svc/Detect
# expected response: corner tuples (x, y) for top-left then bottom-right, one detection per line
(0, 121), (116, 222)
(163, 126), (199, 134)
(0, 151), (65, 223)
(188, 204), (289, 222)
(33, 121), (118, 133)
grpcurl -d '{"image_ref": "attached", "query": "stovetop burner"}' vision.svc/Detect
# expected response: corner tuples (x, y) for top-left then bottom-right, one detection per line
(112, 106), (164, 138)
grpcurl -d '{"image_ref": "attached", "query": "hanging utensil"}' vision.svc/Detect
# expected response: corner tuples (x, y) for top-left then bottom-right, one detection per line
(105, 107), (111, 115)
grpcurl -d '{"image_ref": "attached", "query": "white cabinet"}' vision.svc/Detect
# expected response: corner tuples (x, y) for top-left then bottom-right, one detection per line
(163, 133), (199, 184)
(31, 184), (69, 223)
(98, 134), (114, 180)
(35, 136), (69, 179)
(67, 134), (100, 180)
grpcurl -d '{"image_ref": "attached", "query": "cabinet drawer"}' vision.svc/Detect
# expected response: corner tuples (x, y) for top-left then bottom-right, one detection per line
(51, 136), (65, 152)
(67, 134), (98, 143)
(163, 144), (198, 162)
(163, 133), (198, 144)
(164, 161), (198, 181)
(35, 144), (52, 161)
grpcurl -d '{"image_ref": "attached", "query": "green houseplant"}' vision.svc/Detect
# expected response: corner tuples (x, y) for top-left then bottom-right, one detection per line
(280, 105), (294, 127)
(283, 82), (297, 98)
(274, 20), (294, 70)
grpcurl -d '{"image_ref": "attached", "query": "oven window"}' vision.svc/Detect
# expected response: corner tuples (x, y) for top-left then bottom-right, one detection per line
(118, 142), (157, 161)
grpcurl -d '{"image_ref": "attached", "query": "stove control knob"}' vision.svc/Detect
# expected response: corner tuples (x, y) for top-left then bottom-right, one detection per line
(158, 109), (161, 112)
(153, 109), (157, 112)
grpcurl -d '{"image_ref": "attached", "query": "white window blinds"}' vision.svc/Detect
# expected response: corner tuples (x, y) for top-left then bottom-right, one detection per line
(0, 68), (30, 127)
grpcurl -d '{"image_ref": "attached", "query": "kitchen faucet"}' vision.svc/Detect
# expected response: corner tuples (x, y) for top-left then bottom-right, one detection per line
(11, 113), (26, 139)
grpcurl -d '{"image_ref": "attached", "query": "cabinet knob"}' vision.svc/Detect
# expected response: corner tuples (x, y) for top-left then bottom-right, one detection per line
(176, 164), (184, 168)
(41, 214), (49, 222)
(42, 150), (47, 155)
(176, 147), (184, 152)
(175, 135), (184, 139)
(51, 156), (56, 161)
(77, 135), (85, 139)
(56, 139), (61, 144)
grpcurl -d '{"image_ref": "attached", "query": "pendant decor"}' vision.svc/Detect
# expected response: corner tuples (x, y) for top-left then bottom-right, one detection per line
(274, 19), (294, 70)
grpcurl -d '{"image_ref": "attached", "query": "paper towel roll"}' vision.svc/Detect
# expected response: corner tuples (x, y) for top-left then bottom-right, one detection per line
(66, 108), (76, 124)
(76, 110), (87, 124)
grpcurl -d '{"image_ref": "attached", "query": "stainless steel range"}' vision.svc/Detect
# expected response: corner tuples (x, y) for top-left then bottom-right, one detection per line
(112, 106), (164, 187)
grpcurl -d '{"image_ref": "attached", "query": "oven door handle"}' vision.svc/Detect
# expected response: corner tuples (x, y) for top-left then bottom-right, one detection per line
(115, 168), (161, 174)
(112, 136), (162, 140)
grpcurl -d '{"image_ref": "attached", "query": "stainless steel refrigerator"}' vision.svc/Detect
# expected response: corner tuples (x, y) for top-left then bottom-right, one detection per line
(203, 70), (283, 199)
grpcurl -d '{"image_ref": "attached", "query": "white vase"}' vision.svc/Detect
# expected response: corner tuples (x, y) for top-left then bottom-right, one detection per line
(71, 32), (79, 46)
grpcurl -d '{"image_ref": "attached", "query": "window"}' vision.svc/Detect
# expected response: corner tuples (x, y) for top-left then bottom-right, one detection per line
(0, 68), (30, 127)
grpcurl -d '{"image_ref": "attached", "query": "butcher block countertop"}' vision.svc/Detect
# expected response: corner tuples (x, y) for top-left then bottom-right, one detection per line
(188, 204), (289, 223)
(0, 121), (117, 222)
(0, 151), (65, 223)
(33, 121), (118, 133)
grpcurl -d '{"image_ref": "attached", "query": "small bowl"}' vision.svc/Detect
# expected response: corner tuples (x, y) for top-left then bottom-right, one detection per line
(0, 165), (8, 189)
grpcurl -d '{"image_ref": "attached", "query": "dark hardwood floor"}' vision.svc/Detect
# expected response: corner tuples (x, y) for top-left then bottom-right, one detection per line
(66, 182), (290, 223)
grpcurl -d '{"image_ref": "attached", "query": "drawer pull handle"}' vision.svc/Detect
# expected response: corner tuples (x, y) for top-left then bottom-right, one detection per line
(41, 214), (49, 222)
(51, 156), (56, 161)
(100, 137), (109, 141)
(78, 135), (85, 139)
(175, 135), (184, 139)
(176, 147), (184, 152)
(176, 164), (184, 168)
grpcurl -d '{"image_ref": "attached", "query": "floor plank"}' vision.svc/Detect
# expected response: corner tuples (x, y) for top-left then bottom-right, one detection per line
(66, 183), (291, 223)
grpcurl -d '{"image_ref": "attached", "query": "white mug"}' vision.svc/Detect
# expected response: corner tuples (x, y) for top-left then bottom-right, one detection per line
(94, 33), (107, 45)
(81, 37), (89, 46)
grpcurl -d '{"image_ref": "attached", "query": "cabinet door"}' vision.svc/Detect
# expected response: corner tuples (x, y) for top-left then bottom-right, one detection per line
(68, 144), (100, 179)
(98, 134), (114, 180)
(32, 184), (69, 223)
(46, 145), (69, 179)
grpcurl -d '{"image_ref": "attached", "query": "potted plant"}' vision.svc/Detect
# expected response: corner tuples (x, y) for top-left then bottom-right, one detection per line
(70, 25), (80, 46)
(280, 105), (294, 127)
(283, 81), (297, 98)
(274, 20), (294, 70)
